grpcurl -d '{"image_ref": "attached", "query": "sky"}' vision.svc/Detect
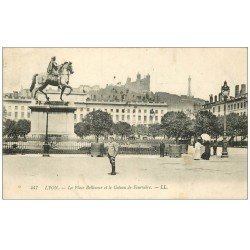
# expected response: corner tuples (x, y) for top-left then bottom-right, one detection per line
(3, 48), (247, 100)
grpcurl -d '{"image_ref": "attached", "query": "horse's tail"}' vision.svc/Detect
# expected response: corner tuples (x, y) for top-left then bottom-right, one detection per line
(30, 74), (38, 92)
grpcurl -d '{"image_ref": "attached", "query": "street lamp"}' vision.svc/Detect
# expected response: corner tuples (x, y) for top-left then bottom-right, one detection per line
(221, 81), (230, 158)
(43, 105), (50, 157)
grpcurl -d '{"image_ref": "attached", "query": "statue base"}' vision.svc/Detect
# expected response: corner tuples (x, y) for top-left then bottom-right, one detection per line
(29, 103), (77, 138)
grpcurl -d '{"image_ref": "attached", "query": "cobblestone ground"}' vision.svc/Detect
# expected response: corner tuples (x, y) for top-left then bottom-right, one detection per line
(3, 147), (247, 199)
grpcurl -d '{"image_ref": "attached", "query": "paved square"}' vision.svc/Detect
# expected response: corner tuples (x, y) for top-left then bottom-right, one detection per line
(3, 148), (247, 199)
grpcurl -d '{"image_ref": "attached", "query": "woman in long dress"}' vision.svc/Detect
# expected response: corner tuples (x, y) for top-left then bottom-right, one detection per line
(194, 140), (202, 160)
(201, 140), (211, 160)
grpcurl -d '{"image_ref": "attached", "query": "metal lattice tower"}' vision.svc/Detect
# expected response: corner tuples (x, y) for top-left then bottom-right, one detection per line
(187, 75), (192, 97)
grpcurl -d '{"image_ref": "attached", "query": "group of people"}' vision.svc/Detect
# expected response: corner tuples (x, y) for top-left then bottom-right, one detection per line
(107, 137), (219, 175)
(194, 139), (218, 160)
(159, 139), (219, 160)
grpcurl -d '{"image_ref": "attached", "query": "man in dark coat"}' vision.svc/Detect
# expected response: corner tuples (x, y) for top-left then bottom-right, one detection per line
(107, 137), (119, 175)
(160, 141), (165, 157)
(213, 140), (218, 156)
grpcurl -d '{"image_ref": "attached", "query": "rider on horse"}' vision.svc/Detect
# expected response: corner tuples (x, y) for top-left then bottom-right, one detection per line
(47, 56), (63, 89)
(30, 60), (74, 102)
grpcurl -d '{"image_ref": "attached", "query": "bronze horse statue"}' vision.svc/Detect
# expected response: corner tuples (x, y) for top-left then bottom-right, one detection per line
(30, 61), (74, 102)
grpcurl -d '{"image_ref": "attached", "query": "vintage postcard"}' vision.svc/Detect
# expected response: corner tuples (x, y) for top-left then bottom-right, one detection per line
(2, 47), (248, 199)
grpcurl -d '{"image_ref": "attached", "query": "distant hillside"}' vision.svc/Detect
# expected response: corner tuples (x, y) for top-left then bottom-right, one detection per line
(88, 84), (155, 102)
(87, 84), (205, 112)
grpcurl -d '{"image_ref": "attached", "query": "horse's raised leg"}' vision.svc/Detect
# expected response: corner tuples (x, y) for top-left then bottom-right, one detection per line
(66, 85), (73, 96)
(34, 88), (39, 100)
(60, 86), (66, 101)
(34, 87), (42, 104)
(42, 91), (50, 102)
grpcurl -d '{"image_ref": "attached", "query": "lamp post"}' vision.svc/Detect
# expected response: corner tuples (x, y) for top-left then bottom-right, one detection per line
(221, 81), (230, 158)
(43, 105), (50, 157)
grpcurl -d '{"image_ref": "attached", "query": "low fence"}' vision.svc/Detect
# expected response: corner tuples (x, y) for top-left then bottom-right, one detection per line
(2, 136), (176, 155)
(3, 136), (247, 155)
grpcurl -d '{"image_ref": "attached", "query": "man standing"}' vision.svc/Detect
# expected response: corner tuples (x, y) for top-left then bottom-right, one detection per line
(107, 137), (119, 175)
(160, 141), (165, 157)
(213, 140), (218, 156)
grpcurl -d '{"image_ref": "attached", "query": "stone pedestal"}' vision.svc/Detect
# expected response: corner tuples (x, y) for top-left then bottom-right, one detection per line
(29, 101), (77, 138)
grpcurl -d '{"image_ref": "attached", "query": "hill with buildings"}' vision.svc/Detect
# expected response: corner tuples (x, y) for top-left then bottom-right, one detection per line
(3, 73), (206, 118)
(84, 73), (205, 113)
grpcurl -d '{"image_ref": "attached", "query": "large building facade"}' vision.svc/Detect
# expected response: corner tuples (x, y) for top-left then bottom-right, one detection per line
(4, 98), (32, 121)
(202, 84), (247, 116)
(74, 101), (169, 125)
(3, 90), (170, 126)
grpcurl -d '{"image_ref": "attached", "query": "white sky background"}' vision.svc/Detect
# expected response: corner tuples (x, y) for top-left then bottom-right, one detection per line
(3, 48), (247, 100)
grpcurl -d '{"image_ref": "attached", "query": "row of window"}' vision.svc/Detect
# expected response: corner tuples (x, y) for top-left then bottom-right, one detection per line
(74, 114), (162, 122)
(7, 112), (30, 119)
(7, 105), (166, 115)
(7, 105), (26, 110)
(84, 107), (165, 114)
(217, 112), (246, 117)
(228, 102), (246, 111)
(212, 101), (247, 113)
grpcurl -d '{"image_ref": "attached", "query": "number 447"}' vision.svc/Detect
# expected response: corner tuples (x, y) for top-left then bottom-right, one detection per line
(30, 186), (38, 190)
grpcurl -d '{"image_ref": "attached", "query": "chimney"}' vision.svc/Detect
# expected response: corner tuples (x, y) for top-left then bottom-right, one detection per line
(235, 85), (240, 98)
(209, 94), (213, 103)
(218, 93), (222, 102)
(240, 84), (246, 95)
(214, 95), (217, 102)
(13, 91), (18, 99)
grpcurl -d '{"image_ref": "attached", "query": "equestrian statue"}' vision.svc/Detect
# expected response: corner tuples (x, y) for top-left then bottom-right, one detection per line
(30, 56), (74, 102)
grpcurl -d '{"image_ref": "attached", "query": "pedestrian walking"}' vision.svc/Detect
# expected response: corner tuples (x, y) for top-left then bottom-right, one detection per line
(160, 141), (165, 157)
(194, 139), (202, 160)
(107, 137), (119, 175)
(213, 140), (218, 156)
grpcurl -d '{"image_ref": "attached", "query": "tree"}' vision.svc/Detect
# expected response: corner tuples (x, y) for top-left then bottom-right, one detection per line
(148, 123), (161, 139)
(3, 119), (18, 138)
(183, 119), (196, 141)
(238, 114), (248, 139)
(132, 124), (149, 138)
(217, 113), (247, 145)
(113, 122), (132, 139)
(83, 110), (114, 142)
(194, 110), (221, 138)
(161, 111), (192, 143)
(3, 106), (7, 132)
(15, 119), (31, 138)
(74, 121), (91, 138)
(224, 113), (241, 139)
